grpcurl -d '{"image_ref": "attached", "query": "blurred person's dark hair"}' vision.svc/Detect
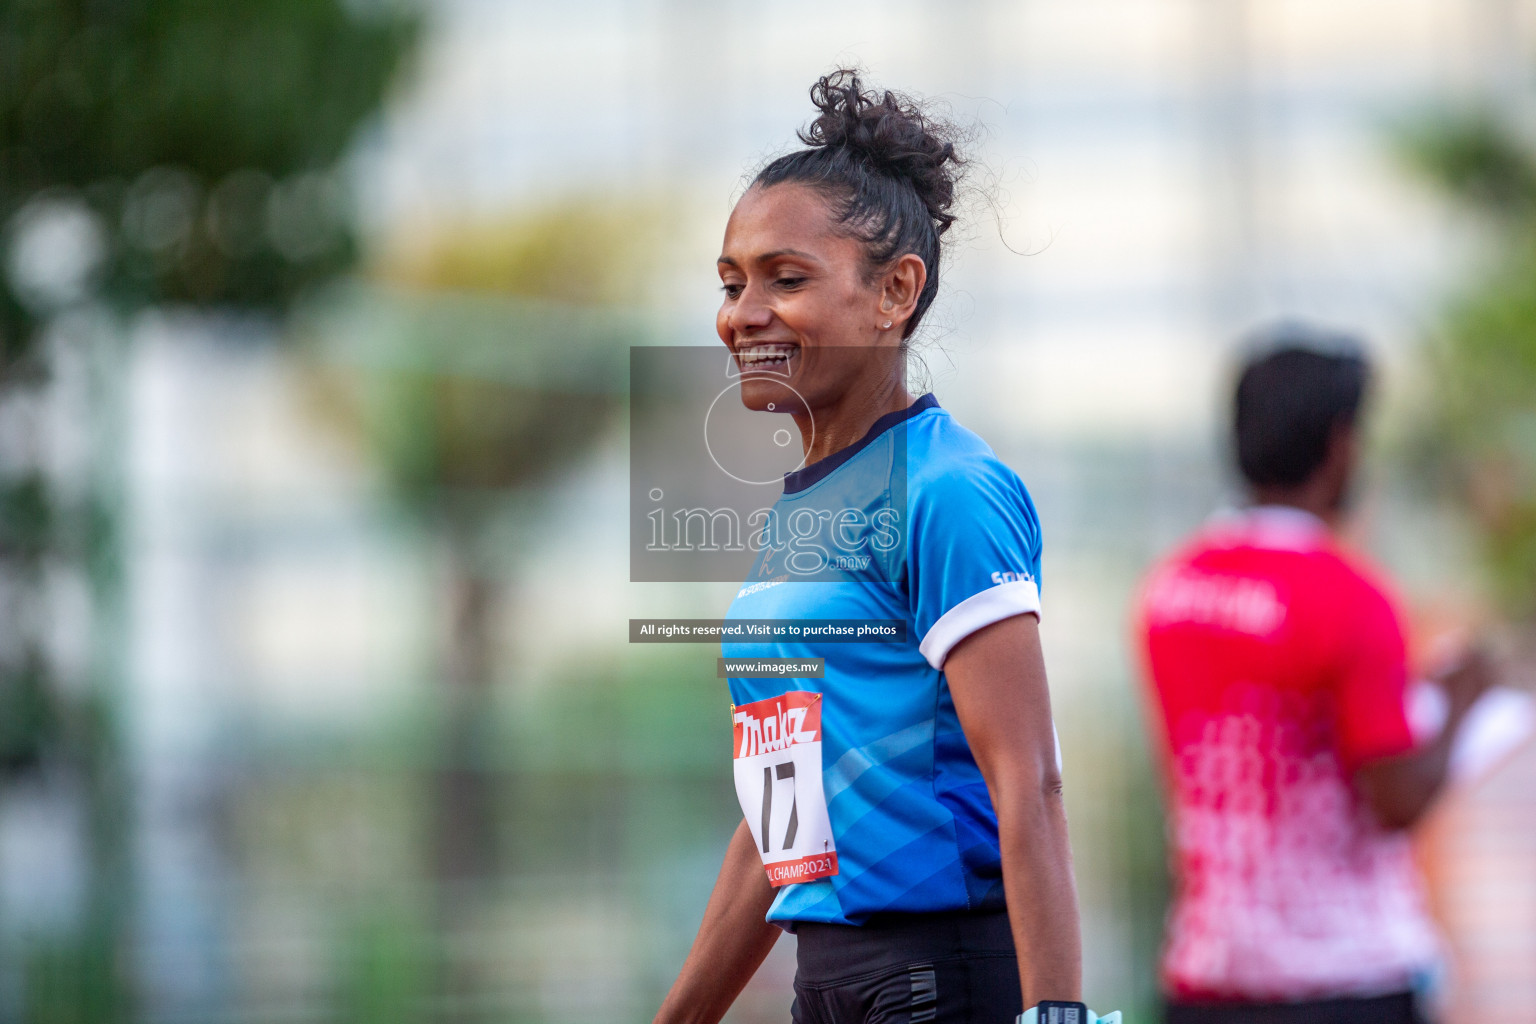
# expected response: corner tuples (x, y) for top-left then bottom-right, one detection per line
(1234, 324), (1371, 488)
(754, 69), (964, 340)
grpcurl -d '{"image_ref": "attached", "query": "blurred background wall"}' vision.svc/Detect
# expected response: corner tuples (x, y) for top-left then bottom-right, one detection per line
(2, 1), (1535, 1022)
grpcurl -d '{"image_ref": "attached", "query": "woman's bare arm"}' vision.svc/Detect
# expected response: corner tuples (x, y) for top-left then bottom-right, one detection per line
(654, 819), (781, 1024)
(945, 613), (1083, 1009)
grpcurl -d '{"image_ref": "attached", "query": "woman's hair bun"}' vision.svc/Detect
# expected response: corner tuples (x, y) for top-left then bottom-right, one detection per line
(798, 69), (962, 237)
(752, 68), (966, 339)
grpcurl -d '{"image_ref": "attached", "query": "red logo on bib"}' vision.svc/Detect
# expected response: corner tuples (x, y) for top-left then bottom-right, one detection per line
(732, 691), (839, 886)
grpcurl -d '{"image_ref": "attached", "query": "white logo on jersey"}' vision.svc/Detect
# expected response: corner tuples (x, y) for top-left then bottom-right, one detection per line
(736, 577), (787, 599)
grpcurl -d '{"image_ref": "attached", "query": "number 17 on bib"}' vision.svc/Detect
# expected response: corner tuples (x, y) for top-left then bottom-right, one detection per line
(732, 691), (839, 886)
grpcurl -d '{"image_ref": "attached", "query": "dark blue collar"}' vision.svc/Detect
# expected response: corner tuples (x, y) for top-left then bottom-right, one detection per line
(782, 394), (939, 494)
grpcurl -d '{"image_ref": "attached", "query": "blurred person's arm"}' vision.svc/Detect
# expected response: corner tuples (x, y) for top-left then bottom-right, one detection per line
(1356, 651), (1495, 830)
(947, 613), (1083, 1008)
(653, 819), (780, 1024)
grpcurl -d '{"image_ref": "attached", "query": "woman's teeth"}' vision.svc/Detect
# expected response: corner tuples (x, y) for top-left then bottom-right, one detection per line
(738, 345), (796, 369)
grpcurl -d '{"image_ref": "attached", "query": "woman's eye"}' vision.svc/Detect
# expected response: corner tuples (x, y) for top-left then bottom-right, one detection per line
(721, 283), (743, 298)
(776, 277), (805, 289)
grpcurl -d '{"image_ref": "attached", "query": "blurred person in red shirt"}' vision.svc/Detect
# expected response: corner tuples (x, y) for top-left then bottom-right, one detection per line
(1134, 330), (1492, 1024)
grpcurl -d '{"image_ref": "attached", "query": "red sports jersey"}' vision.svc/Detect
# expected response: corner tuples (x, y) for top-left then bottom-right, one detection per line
(1137, 506), (1438, 1002)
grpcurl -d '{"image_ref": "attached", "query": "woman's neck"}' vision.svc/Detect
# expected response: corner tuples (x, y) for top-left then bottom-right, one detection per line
(794, 376), (913, 465)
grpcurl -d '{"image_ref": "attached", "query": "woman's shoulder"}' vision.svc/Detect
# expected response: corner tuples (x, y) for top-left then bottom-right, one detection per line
(904, 407), (1037, 527)
(906, 406), (1026, 491)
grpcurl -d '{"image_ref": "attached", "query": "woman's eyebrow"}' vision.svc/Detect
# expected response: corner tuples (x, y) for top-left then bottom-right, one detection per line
(717, 249), (820, 268)
(758, 248), (819, 263)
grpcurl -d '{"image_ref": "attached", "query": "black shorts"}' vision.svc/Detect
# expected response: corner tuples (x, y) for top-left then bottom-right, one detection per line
(791, 909), (1023, 1024)
(1165, 991), (1425, 1024)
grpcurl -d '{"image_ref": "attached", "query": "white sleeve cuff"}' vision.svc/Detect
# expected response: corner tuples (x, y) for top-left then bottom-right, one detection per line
(918, 579), (1041, 670)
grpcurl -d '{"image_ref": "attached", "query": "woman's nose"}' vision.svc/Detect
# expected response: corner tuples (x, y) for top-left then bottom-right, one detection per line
(729, 285), (773, 334)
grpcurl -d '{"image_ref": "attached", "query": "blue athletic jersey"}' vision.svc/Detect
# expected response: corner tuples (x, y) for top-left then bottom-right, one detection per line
(723, 394), (1044, 927)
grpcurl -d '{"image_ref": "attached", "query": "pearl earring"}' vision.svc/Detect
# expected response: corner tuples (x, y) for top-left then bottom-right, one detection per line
(882, 320), (893, 330)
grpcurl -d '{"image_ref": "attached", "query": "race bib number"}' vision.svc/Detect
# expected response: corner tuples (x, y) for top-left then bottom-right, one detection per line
(732, 691), (839, 886)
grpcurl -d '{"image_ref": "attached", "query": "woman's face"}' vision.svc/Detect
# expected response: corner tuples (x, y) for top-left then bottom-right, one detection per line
(716, 183), (906, 417)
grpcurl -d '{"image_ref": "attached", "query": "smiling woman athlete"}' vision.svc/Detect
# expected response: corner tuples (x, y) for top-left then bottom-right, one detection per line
(653, 71), (1085, 1024)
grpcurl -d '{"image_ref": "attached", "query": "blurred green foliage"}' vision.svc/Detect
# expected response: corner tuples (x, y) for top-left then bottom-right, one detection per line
(339, 195), (671, 511)
(0, 0), (416, 739)
(0, 2), (417, 1019)
(0, 0), (418, 768)
(308, 282), (633, 506)
(335, 898), (433, 1024)
(507, 648), (725, 777)
(300, 214), (649, 956)
(0, 0), (417, 353)
(1398, 107), (1536, 616)
(377, 200), (668, 308)
(0, 654), (54, 772)
(22, 925), (120, 1024)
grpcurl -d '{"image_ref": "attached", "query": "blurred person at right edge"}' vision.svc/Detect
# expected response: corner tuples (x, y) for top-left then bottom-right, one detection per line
(1133, 328), (1495, 1024)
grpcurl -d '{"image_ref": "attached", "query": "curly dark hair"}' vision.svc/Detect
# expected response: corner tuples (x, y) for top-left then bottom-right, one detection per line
(754, 69), (965, 340)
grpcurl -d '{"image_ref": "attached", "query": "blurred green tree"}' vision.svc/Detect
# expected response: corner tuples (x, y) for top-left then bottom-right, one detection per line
(1398, 109), (1536, 617)
(0, 0), (416, 338)
(304, 200), (653, 1011)
(0, 0), (416, 1018)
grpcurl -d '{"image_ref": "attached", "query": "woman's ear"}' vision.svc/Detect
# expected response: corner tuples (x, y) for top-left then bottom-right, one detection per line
(878, 254), (927, 333)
